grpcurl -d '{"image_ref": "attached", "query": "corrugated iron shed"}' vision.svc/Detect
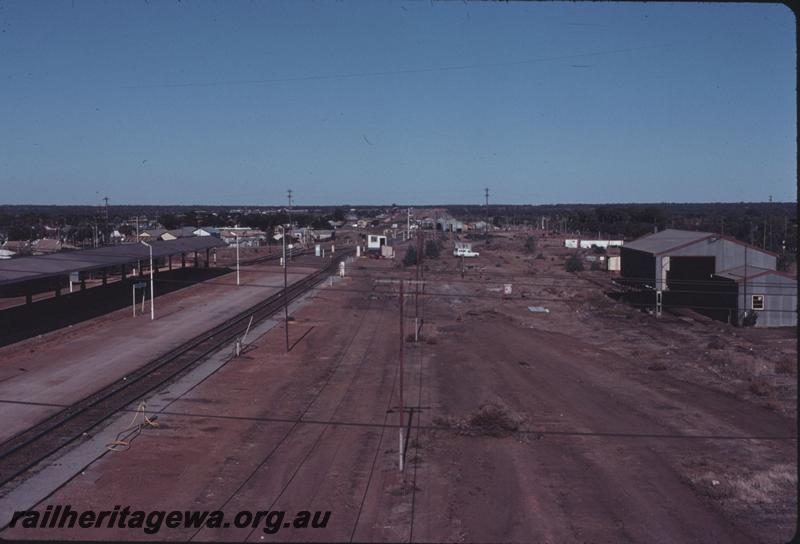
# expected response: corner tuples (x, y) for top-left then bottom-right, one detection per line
(0, 237), (226, 286)
(624, 229), (714, 254)
(715, 265), (792, 282)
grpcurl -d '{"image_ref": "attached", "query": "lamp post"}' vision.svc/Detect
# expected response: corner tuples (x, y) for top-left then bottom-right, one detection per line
(140, 241), (154, 320)
(279, 225), (289, 352)
(235, 233), (240, 286)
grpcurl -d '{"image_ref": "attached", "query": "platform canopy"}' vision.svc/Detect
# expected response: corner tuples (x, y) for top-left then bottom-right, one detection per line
(0, 237), (227, 286)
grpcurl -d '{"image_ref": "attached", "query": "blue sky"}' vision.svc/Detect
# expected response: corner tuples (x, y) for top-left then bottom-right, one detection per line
(0, 1), (795, 206)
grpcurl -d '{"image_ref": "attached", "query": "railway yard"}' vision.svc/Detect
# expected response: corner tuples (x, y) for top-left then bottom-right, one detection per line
(0, 230), (796, 543)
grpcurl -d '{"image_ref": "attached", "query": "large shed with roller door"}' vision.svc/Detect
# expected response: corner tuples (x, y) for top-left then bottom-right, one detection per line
(620, 229), (794, 327)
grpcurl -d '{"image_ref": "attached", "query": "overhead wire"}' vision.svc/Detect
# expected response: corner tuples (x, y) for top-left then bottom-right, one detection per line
(0, 399), (791, 442)
(138, 276), (799, 314)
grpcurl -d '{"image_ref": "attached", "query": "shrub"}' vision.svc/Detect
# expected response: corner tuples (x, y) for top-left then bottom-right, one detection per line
(403, 246), (417, 267)
(425, 240), (440, 259)
(524, 236), (537, 253)
(565, 254), (584, 272)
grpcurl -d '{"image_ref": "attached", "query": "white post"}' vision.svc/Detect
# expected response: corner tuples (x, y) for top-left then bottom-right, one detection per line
(399, 429), (404, 471)
(141, 241), (154, 320)
(149, 246), (154, 320)
(132, 285), (136, 316)
(235, 233), (240, 286)
(414, 317), (418, 342)
(241, 315), (254, 344)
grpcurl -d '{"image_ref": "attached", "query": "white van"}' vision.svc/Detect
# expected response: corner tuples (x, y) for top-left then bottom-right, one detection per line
(454, 247), (480, 257)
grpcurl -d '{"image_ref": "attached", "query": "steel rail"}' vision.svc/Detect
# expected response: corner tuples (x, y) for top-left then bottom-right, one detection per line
(0, 249), (353, 487)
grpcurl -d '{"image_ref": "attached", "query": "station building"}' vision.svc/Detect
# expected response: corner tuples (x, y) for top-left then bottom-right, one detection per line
(0, 237), (226, 304)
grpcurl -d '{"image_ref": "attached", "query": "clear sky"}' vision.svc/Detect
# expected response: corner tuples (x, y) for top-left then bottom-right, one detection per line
(0, 1), (795, 206)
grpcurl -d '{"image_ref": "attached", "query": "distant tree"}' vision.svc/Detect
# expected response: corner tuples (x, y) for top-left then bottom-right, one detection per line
(118, 225), (134, 235)
(183, 211), (198, 227)
(425, 240), (440, 259)
(403, 245), (418, 267)
(565, 254), (584, 272)
(777, 253), (793, 272)
(159, 213), (180, 229)
(524, 236), (537, 253)
(7, 225), (31, 240)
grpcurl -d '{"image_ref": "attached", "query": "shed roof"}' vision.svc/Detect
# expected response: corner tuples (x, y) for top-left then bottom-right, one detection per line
(624, 229), (714, 254)
(0, 237), (226, 286)
(716, 265), (796, 283)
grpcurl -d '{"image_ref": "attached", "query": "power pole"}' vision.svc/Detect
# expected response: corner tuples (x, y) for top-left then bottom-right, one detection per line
(415, 230), (423, 337)
(484, 187), (489, 243)
(283, 227), (289, 352)
(398, 280), (405, 472)
(103, 196), (110, 245)
(783, 216), (788, 253)
(287, 189), (293, 262)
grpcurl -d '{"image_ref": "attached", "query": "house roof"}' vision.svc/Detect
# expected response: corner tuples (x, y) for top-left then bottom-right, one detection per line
(162, 227), (196, 239)
(2, 240), (30, 251)
(32, 238), (63, 251)
(0, 237), (226, 286)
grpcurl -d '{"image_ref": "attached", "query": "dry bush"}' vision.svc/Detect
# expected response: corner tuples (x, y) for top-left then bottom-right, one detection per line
(432, 402), (522, 438)
(727, 465), (797, 504)
(775, 358), (796, 375)
(749, 379), (770, 397)
(465, 403), (521, 437)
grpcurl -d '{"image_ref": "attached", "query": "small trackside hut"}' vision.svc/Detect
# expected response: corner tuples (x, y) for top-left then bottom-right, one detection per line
(366, 234), (387, 254)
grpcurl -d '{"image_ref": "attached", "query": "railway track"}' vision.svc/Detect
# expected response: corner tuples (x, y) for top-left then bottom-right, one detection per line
(239, 247), (314, 266)
(0, 249), (354, 488)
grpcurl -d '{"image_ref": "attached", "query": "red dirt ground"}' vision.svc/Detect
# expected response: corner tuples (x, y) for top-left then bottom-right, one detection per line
(1, 232), (796, 542)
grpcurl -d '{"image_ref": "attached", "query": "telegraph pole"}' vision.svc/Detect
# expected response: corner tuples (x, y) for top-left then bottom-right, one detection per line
(103, 196), (110, 245)
(282, 226), (289, 352)
(484, 187), (489, 243)
(373, 277), (426, 472)
(398, 280), (405, 472)
(287, 189), (293, 261)
(415, 231), (423, 340)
